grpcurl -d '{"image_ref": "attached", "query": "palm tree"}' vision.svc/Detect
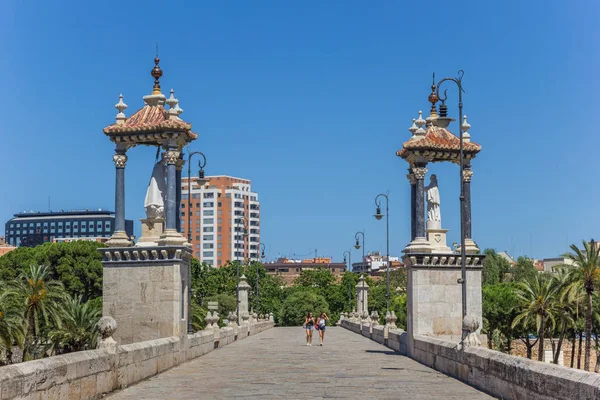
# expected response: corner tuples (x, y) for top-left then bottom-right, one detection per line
(512, 274), (559, 361)
(49, 295), (101, 353)
(564, 239), (600, 371)
(10, 265), (65, 360)
(0, 287), (26, 365)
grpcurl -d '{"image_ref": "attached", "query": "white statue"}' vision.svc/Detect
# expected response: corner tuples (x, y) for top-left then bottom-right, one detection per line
(424, 174), (441, 223)
(144, 161), (166, 219)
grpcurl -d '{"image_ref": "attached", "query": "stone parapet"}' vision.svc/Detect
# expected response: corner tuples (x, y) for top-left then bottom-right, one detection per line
(0, 321), (274, 400)
(340, 320), (600, 400)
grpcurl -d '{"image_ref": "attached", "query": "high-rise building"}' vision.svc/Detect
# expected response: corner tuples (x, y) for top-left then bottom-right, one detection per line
(4, 210), (134, 247)
(181, 176), (260, 266)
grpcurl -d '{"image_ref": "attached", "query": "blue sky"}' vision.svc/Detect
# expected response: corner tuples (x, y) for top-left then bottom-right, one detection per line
(1, 1), (598, 261)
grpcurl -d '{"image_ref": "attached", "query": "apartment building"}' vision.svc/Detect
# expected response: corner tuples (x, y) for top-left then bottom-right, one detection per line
(181, 175), (260, 266)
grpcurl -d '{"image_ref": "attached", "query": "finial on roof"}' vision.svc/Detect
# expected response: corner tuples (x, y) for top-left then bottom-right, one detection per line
(414, 111), (426, 138)
(166, 89), (182, 119)
(151, 56), (163, 95)
(409, 118), (418, 135)
(462, 115), (471, 142)
(428, 74), (439, 120)
(115, 94), (127, 125)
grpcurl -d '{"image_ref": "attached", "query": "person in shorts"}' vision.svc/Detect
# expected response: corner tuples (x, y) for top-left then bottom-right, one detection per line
(304, 312), (315, 346)
(316, 312), (329, 346)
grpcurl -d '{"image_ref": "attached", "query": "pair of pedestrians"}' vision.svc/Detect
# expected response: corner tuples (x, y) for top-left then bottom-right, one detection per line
(303, 312), (329, 346)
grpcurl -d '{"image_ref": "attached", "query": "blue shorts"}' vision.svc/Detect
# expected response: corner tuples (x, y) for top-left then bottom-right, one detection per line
(305, 325), (314, 330)
(319, 325), (326, 331)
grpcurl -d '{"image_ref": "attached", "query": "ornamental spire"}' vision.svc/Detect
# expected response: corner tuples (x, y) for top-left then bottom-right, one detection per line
(151, 56), (163, 95)
(427, 73), (439, 121)
(462, 115), (471, 142)
(114, 94), (127, 125)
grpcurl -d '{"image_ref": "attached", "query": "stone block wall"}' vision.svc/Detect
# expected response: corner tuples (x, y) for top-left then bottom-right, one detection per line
(341, 319), (600, 400)
(0, 321), (274, 400)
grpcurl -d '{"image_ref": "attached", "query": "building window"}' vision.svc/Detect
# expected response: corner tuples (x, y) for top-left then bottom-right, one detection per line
(218, 251), (222, 257)
(203, 210), (214, 216)
(218, 202), (222, 207)
(203, 235), (214, 241)
(203, 218), (213, 225)
(203, 243), (214, 249)
(195, 235), (200, 241)
(205, 259), (214, 266)
(203, 202), (214, 208)
(234, 202), (244, 208)
(218, 243), (222, 249)
(203, 227), (214, 233)
(181, 211), (186, 217)
(203, 251), (214, 258)
(203, 193), (214, 199)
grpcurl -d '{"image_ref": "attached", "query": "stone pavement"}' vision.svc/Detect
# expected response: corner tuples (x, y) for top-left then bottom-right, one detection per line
(106, 327), (493, 400)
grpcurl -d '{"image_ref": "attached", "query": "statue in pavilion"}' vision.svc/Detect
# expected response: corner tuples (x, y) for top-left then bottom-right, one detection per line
(144, 161), (167, 219)
(424, 174), (441, 224)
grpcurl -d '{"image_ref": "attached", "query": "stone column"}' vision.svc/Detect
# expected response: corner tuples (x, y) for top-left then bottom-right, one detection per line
(237, 274), (251, 325)
(159, 149), (187, 246)
(106, 149), (132, 247)
(414, 165), (426, 238)
(462, 163), (479, 253)
(176, 156), (185, 234)
(355, 275), (369, 314)
(404, 165), (431, 253)
(407, 171), (416, 241)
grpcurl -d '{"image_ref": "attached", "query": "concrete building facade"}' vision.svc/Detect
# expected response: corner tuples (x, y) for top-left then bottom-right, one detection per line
(4, 210), (134, 247)
(181, 175), (260, 266)
(351, 251), (401, 274)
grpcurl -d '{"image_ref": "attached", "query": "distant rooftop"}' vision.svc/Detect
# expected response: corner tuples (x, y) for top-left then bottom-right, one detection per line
(11, 209), (113, 218)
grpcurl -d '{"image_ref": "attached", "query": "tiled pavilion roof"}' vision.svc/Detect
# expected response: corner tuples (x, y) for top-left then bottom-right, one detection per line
(103, 104), (197, 139)
(397, 124), (481, 162)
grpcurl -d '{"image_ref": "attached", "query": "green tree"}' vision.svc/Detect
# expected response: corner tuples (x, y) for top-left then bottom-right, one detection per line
(294, 268), (335, 289)
(564, 239), (600, 371)
(49, 295), (100, 353)
(0, 287), (25, 365)
(512, 274), (559, 361)
(511, 257), (538, 283)
(482, 249), (512, 285)
(482, 283), (518, 351)
(202, 293), (237, 318)
(280, 288), (329, 326)
(11, 265), (66, 360)
(0, 241), (104, 300)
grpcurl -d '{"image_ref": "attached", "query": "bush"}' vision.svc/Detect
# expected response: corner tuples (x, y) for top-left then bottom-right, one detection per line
(280, 289), (329, 326)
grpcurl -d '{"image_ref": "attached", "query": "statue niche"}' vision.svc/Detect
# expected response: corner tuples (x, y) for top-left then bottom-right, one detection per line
(138, 161), (167, 246)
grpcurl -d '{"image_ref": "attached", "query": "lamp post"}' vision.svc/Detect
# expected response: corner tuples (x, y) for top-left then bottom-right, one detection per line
(354, 231), (365, 272)
(343, 250), (351, 310)
(374, 193), (390, 312)
(186, 150), (206, 334)
(435, 71), (467, 333)
(257, 243), (266, 313)
(236, 216), (249, 319)
(186, 151), (207, 244)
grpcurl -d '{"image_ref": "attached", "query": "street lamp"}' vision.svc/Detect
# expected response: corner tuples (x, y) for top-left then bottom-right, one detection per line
(435, 71), (468, 333)
(236, 216), (249, 319)
(354, 231), (365, 271)
(343, 250), (352, 310)
(186, 151), (207, 244)
(186, 150), (207, 334)
(374, 193), (390, 313)
(257, 243), (266, 313)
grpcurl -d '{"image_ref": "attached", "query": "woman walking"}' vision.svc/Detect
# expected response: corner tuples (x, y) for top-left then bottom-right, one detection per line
(316, 312), (329, 346)
(304, 312), (315, 346)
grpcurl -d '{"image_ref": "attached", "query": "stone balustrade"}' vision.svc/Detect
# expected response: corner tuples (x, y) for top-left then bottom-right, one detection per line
(0, 320), (274, 400)
(340, 318), (600, 400)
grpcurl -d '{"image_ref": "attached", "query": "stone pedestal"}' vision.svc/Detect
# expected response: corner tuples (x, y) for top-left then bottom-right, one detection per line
(426, 228), (452, 253)
(137, 218), (165, 246)
(237, 275), (251, 325)
(101, 246), (192, 345)
(404, 237), (432, 254)
(403, 252), (484, 354)
(458, 238), (480, 255)
(356, 275), (369, 314)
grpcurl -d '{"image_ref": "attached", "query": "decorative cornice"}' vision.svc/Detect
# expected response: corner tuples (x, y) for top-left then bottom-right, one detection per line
(113, 154), (128, 168)
(101, 246), (192, 264)
(412, 167), (427, 180)
(163, 150), (180, 165)
(463, 169), (473, 183)
(403, 253), (485, 268)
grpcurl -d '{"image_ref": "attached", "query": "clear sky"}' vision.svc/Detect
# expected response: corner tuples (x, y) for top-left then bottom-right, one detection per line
(1, 1), (599, 262)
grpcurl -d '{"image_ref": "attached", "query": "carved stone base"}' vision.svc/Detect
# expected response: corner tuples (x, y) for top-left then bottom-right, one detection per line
(426, 228), (452, 253)
(158, 229), (187, 246)
(105, 230), (132, 248)
(403, 236), (432, 254)
(457, 238), (480, 255)
(137, 218), (165, 247)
